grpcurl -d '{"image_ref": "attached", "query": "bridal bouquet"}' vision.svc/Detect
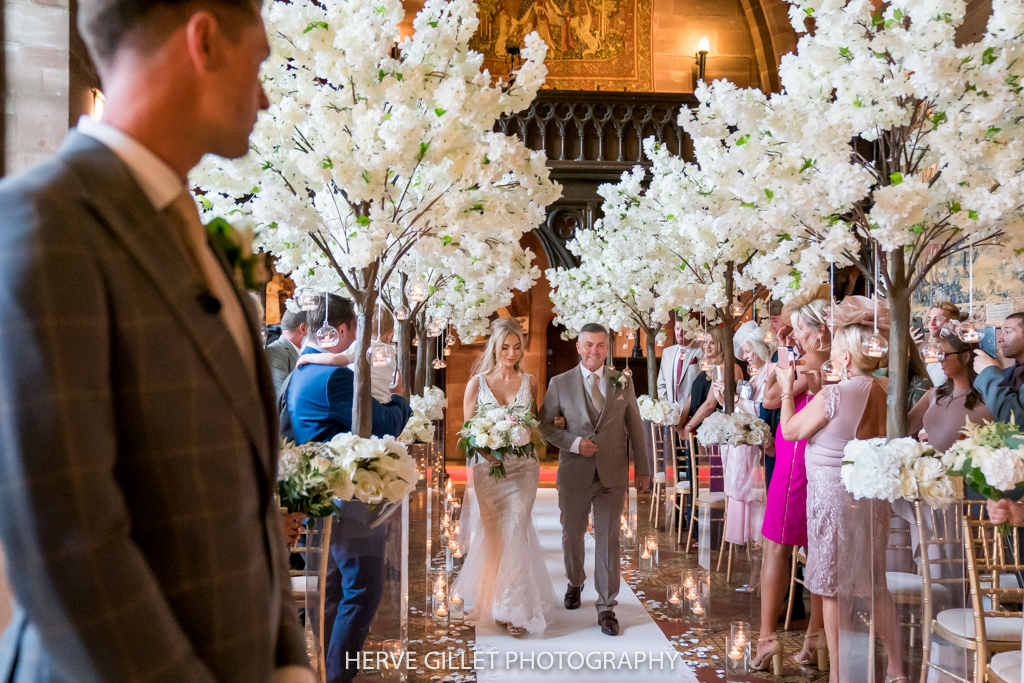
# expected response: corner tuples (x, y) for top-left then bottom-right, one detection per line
(696, 412), (772, 446)
(842, 438), (956, 509)
(944, 420), (1024, 533)
(458, 403), (544, 480)
(638, 395), (682, 427)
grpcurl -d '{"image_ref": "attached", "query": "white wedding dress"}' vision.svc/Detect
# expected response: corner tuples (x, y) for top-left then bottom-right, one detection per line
(453, 373), (556, 634)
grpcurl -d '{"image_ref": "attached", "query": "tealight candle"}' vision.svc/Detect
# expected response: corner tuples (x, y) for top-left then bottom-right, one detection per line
(436, 604), (448, 617)
(669, 595), (680, 604)
(692, 604), (704, 615)
(729, 648), (743, 661)
(641, 549), (650, 559)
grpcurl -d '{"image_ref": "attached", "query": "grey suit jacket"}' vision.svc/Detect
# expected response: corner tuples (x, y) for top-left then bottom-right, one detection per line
(0, 133), (307, 682)
(539, 366), (650, 489)
(266, 336), (299, 398)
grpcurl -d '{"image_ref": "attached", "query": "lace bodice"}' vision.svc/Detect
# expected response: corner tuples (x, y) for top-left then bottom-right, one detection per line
(807, 376), (876, 467)
(477, 373), (533, 409)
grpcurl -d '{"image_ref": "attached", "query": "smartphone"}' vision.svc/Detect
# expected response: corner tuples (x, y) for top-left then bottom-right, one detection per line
(980, 325), (998, 359)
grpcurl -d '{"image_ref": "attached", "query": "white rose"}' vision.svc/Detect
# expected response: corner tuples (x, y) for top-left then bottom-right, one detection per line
(352, 469), (384, 504)
(382, 476), (413, 502)
(328, 468), (355, 502)
(979, 448), (1024, 491)
(475, 433), (491, 449)
(510, 425), (532, 447)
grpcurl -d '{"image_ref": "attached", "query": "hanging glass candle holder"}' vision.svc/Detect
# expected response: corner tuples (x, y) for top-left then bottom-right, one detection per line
(694, 327), (706, 342)
(443, 346), (452, 357)
(316, 324), (340, 347)
(922, 342), (943, 363)
(412, 336), (419, 347)
(864, 332), (888, 358)
(367, 341), (396, 368)
(763, 327), (775, 343)
(625, 328), (636, 340)
(622, 367), (632, 377)
(700, 357), (711, 372)
(405, 275), (429, 302)
(446, 335), (457, 347)
(427, 323), (442, 338)
(959, 321), (982, 343)
(748, 362), (760, 377)
(730, 302), (744, 317)
(656, 330), (667, 347)
(299, 291), (319, 311)
(433, 358), (446, 369)
(393, 305), (409, 322)
(821, 359), (842, 383)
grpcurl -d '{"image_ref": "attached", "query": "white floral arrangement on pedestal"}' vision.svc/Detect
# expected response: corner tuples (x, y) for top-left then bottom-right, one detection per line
(944, 420), (1024, 532)
(638, 395), (683, 427)
(842, 438), (956, 509)
(277, 435), (418, 515)
(696, 412), (772, 447)
(399, 387), (448, 444)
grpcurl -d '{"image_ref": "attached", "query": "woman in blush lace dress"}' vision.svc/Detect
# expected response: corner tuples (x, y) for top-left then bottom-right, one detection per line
(453, 318), (557, 635)
(776, 313), (904, 683)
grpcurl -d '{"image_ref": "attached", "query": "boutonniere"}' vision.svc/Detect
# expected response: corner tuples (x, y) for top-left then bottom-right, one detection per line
(608, 373), (628, 390)
(206, 217), (273, 291)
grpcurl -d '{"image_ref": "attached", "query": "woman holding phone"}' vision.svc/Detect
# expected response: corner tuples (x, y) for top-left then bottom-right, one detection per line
(680, 326), (743, 439)
(753, 291), (831, 674)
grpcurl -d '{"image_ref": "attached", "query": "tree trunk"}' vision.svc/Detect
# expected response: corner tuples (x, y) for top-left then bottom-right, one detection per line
(887, 251), (912, 439)
(424, 335), (437, 390)
(646, 328), (658, 398)
(721, 264), (737, 415)
(351, 294), (375, 438)
(395, 318), (414, 400)
(414, 319), (429, 395)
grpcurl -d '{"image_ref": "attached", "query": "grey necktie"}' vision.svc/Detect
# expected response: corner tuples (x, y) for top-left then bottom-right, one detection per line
(588, 372), (605, 419)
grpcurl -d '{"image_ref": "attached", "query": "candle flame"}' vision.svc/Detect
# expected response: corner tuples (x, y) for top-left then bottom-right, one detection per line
(698, 36), (710, 52)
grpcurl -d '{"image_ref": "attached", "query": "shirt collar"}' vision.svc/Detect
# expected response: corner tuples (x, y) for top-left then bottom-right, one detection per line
(580, 364), (605, 381)
(76, 116), (184, 212)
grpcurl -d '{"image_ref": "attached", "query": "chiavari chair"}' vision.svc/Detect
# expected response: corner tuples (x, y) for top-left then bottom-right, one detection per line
(291, 515), (333, 683)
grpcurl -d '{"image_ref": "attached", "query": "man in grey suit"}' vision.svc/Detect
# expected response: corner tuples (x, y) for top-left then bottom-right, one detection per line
(539, 323), (651, 636)
(0, 1), (312, 682)
(267, 309), (307, 397)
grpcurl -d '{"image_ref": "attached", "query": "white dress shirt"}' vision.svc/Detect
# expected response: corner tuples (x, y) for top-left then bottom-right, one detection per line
(77, 116), (256, 374)
(571, 364), (606, 454)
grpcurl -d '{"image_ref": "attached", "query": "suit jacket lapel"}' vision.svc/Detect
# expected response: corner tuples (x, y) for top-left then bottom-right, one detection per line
(597, 369), (618, 426)
(59, 133), (273, 474)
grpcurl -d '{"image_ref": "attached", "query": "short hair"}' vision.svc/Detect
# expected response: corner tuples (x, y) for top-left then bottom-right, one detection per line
(281, 309), (306, 332)
(306, 294), (355, 343)
(1006, 312), (1024, 330)
(769, 300), (784, 317)
(930, 301), (961, 321)
(579, 323), (609, 339)
(78, 0), (260, 66)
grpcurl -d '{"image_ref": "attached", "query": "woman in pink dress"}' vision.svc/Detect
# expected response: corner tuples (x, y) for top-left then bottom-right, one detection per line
(753, 290), (831, 674)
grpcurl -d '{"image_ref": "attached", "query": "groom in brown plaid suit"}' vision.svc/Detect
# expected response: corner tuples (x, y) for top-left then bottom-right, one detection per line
(0, 1), (312, 682)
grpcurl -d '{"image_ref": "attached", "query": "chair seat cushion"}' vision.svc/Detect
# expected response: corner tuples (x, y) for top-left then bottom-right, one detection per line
(675, 481), (691, 492)
(885, 572), (951, 601)
(989, 650), (1022, 683)
(981, 573), (1023, 591)
(697, 491), (726, 505)
(654, 472), (667, 482)
(936, 608), (1024, 641)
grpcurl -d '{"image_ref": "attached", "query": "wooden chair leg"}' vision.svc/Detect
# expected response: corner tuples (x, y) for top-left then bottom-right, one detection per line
(726, 542), (735, 583)
(716, 503), (728, 571)
(685, 503), (696, 551)
(783, 551), (797, 630)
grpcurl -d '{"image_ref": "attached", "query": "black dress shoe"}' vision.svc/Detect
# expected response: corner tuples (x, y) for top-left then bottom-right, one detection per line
(598, 610), (619, 635)
(564, 584), (582, 610)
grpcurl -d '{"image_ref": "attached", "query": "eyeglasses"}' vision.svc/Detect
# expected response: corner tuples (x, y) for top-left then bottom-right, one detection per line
(935, 351), (969, 361)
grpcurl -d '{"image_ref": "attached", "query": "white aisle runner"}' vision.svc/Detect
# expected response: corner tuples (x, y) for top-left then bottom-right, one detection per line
(473, 489), (696, 682)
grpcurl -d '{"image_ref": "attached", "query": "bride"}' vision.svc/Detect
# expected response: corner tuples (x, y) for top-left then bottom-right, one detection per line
(453, 317), (557, 635)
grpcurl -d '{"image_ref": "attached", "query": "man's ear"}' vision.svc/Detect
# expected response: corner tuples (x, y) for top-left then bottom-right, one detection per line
(298, 322), (308, 337)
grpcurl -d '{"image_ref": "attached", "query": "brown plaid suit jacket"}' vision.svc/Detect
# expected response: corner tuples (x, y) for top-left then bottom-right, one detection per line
(0, 133), (307, 682)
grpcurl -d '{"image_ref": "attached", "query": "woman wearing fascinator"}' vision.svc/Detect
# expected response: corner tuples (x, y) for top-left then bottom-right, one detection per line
(773, 296), (904, 683)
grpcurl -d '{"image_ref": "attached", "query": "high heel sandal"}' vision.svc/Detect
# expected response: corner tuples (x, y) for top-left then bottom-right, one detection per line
(507, 624), (526, 636)
(794, 629), (829, 671)
(884, 677), (908, 683)
(751, 635), (784, 676)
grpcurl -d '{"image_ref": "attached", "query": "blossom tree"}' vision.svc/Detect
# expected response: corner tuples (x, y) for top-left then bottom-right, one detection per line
(682, 0), (1024, 436)
(192, 0), (561, 436)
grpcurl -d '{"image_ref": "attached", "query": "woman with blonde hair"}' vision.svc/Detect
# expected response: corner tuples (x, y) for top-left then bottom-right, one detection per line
(775, 302), (904, 683)
(680, 325), (744, 438)
(752, 286), (832, 673)
(453, 317), (556, 636)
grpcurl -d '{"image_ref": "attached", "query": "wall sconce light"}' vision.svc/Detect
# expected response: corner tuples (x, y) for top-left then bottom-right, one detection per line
(696, 36), (710, 82)
(91, 88), (105, 123)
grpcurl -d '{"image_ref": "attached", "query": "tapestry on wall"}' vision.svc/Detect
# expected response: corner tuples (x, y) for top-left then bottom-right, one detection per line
(471, 0), (653, 91)
(912, 247), (1024, 321)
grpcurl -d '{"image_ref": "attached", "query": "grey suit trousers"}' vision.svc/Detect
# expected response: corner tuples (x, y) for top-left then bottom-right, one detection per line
(559, 474), (627, 612)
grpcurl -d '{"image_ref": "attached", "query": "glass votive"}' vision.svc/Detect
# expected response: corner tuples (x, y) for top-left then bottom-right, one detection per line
(666, 584), (684, 620)
(431, 569), (448, 600)
(645, 536), (659, 564)
(639, 540), (654, 575)
(689, 593), (707, 626)
(448, 591), (465, 624)
(382, 639), (403, 669)
(727, 621), (751, 675)
(432, 593), (449, 627)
